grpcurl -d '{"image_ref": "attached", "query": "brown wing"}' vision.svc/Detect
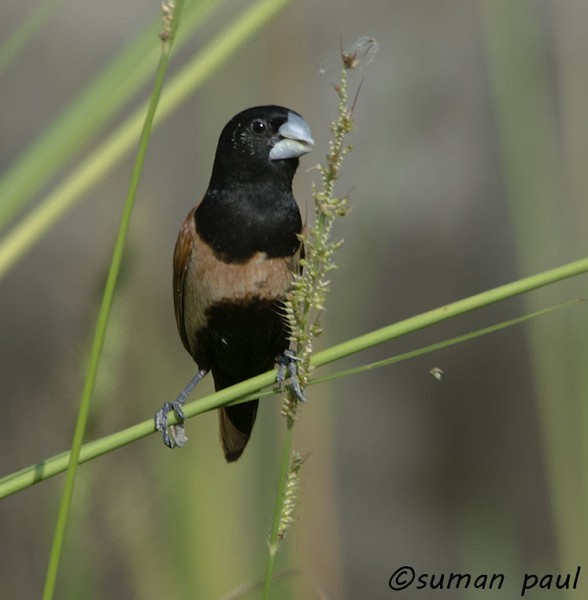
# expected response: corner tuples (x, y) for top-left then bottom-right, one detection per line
(173, 206), (197, 354)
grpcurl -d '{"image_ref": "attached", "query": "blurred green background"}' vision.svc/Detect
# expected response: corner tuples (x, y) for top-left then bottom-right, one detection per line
(1, 0), (588, 598)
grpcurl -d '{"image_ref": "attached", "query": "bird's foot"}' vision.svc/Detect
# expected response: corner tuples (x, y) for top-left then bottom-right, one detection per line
(154, 368), (208, 449)
(277, 349), (307, 403)
(154, 398), (187, 449)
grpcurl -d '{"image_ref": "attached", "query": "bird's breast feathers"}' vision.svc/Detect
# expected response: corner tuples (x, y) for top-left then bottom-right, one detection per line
(177, 212), (299, 356)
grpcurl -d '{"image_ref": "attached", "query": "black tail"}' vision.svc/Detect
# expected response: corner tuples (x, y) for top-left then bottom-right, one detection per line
(218, 400), (259, 462)
(213, 370), (260, 462)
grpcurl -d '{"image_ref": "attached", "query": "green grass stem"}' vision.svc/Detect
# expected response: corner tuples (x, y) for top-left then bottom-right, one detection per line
(262, 426), (294, 600)
(311, 298), (584, 385)
(41, 3), (185, 598)
(314, 256), (588, 367)
(1, 258), (587, 501)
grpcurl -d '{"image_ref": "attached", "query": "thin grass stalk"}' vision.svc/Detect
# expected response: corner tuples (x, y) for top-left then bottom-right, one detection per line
(261, 39), (377, 597)
(0, 256), (587, 501)
(311, 299), (584, 385)
(41, 3), (185, 598)
(262, 426), (294, 599)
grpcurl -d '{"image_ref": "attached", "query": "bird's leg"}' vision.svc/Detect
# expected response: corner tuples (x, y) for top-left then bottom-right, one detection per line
(277, 349), (307, 403)
(154, 368), (209, 449)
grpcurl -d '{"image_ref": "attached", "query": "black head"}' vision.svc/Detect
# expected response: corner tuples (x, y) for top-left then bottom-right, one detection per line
(208, 105), (314, 189)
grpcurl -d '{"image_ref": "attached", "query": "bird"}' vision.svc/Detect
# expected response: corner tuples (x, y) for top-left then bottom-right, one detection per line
(155, 105), (314, 462)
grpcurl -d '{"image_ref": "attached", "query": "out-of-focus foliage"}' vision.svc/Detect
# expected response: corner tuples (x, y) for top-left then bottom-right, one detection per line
(1, 1), (588, 599)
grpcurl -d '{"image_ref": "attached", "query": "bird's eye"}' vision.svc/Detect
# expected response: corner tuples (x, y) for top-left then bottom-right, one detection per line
(251, 119), (266, 135)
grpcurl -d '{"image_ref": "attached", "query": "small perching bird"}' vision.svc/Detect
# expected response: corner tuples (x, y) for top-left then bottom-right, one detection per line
(155, 105), (314, 462)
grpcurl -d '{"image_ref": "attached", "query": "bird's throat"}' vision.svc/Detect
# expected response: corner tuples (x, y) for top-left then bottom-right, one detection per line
(195, 186), (302, 263)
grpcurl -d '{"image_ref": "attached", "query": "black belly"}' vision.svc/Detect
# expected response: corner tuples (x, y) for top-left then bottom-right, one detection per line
(194, 297), (289, 390)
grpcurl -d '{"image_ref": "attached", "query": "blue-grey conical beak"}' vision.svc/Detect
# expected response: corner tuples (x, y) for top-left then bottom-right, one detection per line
(269, 112), (314, 160)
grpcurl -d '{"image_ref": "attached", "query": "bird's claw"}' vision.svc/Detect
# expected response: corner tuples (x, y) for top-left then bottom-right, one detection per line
(154, 369), (208, 449)
(277, 349), (307, 403)
(154, 399), (188, 449)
